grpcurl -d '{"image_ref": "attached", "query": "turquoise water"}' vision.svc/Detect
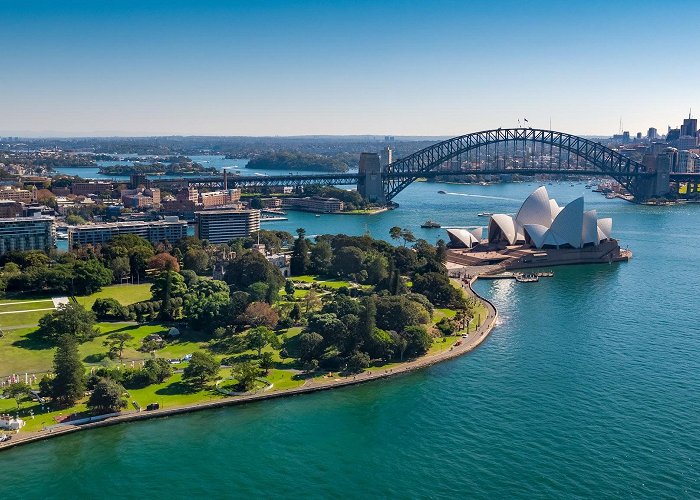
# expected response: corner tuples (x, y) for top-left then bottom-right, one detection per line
(2, 182), (699, 498)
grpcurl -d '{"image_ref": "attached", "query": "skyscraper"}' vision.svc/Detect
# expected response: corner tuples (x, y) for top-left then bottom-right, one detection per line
(681, 115), (697, 138)
(647, 127), (658, 140)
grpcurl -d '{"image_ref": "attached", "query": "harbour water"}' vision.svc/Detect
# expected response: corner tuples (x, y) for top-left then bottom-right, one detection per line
(2, 181), (699, 498)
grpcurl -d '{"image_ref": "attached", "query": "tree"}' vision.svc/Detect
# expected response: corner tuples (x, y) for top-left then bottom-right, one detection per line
(412, 272), (464, 308)
(400, 228), (416, 247)
(87, 378), (127, 414)
(375, 295), (430, 333)
(3, 382), (31, 409)
(183, 248), (209, 274)
(366, 328), (395, 360)
(289, 303), (302, 323)
(290, 228), (310, 276)
(65, 214), (87, 225)
(230, 361), (260, 392)
(49, 334), (86, 407)
(363, 253), (389, 285)
(259, 351), (274, 374)
(357, 296), (377, 343)
(92, 297), (128, 320)
(104, 331), (133, 360)
(148, 252), (180, 272)
(302, 359), (319, 374)
(297, 332), (323, 361)
(309, 240), (332, 275)
(109, 256), (131, 281)
(37, 302), (99, 344)
(182, 351), (220, 387)
(245, 326), (278, 357)
(183, 279), (231, 332)
(225, 251), (284, 292)
(389, 226), (402, 243)
(143, 358), (173, 384)
(284, 279), (295, 297)
(332, 246), (364, 277)
(346, 351), (370, 373)
(402, 325), (433, 357)
(240, 302), (279, 329)
(303, 289), (321, 313)
(151, 270), (188, 321)
(72, 259), (113, 295)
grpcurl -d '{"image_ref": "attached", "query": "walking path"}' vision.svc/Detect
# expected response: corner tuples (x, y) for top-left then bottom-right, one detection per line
(0, 280), (497, 452)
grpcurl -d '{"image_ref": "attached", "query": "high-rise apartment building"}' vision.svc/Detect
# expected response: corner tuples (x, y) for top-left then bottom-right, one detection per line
(67, 217), (187, 247)
(0, 215), (55, 255)
(195, 209), (260, 244)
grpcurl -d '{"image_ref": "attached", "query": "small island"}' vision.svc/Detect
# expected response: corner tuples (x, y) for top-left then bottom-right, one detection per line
(244, 152), (351, 172)
(98, 156), (217, 176)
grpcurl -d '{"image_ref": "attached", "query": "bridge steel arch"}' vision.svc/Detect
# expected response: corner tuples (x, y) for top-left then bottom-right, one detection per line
(380, 128), (656, 202)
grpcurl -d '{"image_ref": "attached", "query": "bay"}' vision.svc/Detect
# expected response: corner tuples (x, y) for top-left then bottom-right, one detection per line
(2, 181), (699, 499)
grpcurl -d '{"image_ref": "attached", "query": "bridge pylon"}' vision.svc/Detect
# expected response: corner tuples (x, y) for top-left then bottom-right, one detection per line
(357, 153), (386, 204)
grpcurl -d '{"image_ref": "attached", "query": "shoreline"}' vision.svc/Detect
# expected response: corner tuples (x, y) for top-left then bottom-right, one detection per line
(0, 279), (497, 453)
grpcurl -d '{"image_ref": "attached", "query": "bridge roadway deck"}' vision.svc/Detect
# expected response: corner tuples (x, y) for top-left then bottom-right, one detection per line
(156, 168), (658, 190)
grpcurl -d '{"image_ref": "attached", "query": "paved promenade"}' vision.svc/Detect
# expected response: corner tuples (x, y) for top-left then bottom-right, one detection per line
(0, 279), (497, 452)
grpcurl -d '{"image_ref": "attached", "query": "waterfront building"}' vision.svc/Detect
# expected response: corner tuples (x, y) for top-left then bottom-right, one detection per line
(487, 187), (612, 249)
(121, 187), (161, 208)
(67, 217), (187, 247)
(195, 209), (260, 244)
(0, 215), (56, 255)
(259, 197), (282, 208)
(446, 228), (483, 248)
(0, 186), (33, 204)
(281, 196), (344, 213)
(677, 150), (698, 173)
(199, 189), (241, 207)
(71, 181), (113, 196)
(0, 200), (22, 218)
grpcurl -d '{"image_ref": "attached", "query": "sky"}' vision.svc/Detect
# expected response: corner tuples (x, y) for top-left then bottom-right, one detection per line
(2, 0), (699, 137)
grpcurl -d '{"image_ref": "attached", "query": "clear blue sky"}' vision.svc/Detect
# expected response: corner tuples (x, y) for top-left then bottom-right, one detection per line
(2, 0), (699, 137)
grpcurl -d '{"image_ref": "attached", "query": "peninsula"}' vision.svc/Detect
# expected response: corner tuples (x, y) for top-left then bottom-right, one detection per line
(0, 230), (495, 451)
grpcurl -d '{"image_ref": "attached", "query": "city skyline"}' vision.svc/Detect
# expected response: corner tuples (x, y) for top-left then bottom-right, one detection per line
(3, 0), (700, 137)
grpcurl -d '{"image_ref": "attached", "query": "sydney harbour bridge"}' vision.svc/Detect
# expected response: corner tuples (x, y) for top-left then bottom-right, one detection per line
(157, 128), (696, 202)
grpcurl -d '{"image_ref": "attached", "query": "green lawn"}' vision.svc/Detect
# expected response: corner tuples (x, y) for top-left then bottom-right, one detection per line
(76, 283), (153, 309)
(0, 284), (153, 331)
(0, 299), (55, 312)
(126, 373), (224, 410)
(291, 275), (351, 288)
(0, 309), (55, 329)
(428, 336), (460, 354)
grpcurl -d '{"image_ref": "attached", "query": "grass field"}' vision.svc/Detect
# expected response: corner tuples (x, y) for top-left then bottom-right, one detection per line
(291, 275), (351, 288)
(0, 284), (153, 332)
(75, 284), (153, 309)
(0, 299), (56, 312)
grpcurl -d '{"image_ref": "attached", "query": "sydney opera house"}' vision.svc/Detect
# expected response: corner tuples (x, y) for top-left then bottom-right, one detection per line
(446, 187), (631, 270)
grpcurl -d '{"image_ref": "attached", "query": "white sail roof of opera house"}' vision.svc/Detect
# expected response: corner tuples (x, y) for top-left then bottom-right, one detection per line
(446, 228), (482, 248)
(487, 186), (613, 249)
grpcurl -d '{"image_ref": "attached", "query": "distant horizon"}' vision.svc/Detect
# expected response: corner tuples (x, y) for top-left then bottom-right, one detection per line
(0, 129), (617, 140)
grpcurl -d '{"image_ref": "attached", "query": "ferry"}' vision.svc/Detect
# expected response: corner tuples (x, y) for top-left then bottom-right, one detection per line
(514, 273), (539, 283)
(421, 220), (441, 228)
(477, 212), (494, 217)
